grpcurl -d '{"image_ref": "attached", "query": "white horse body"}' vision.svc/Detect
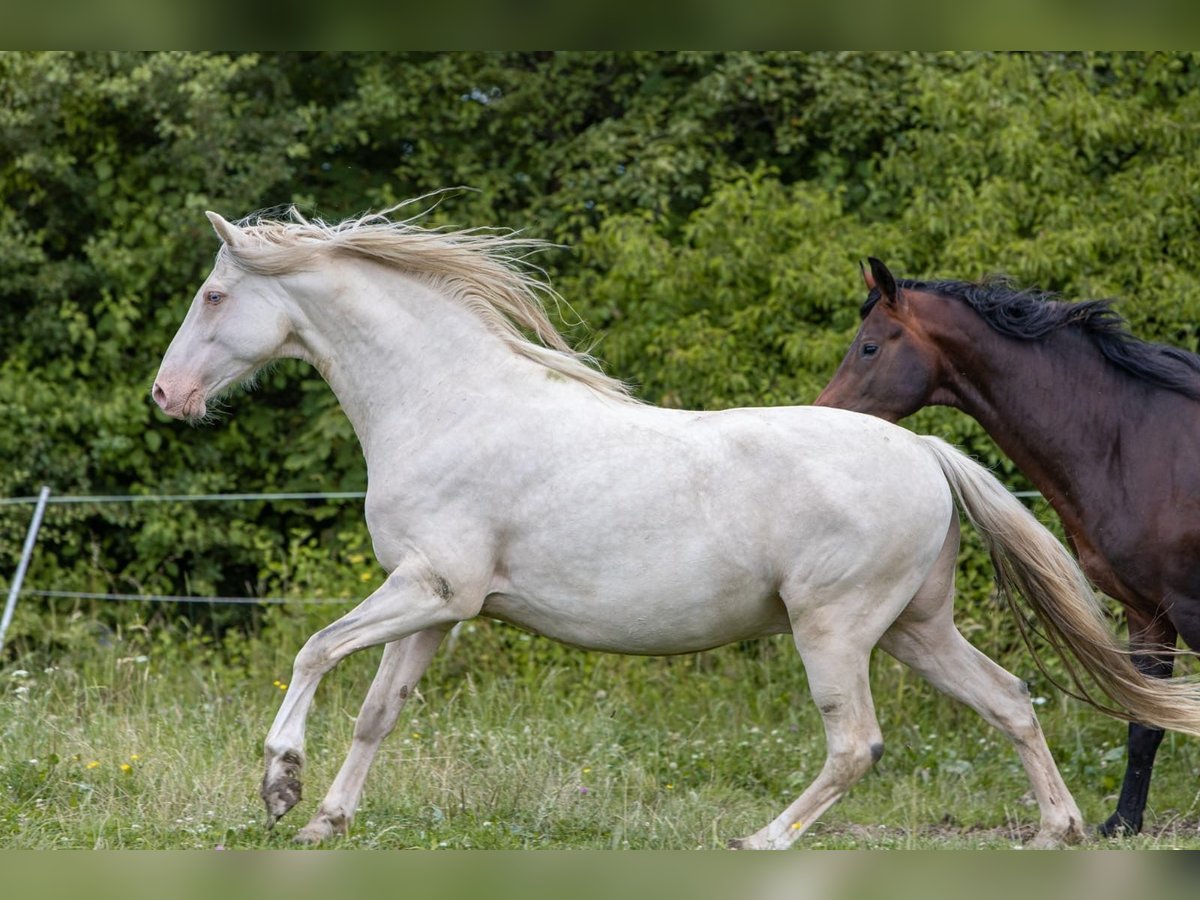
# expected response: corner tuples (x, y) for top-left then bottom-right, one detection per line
(254, 258), (951, 656)
(153, 206), (1092, 848)
(421, 403), (950, 656)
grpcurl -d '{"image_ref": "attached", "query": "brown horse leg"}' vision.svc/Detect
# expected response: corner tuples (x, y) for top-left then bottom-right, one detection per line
(1098, 612), (1177, 837)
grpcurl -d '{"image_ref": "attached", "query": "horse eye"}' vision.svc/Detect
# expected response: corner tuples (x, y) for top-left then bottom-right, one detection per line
(861, 343), (879, 358)
(205, 290), (224, 305)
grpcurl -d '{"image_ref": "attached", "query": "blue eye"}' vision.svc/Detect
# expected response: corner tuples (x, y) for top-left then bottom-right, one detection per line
(205, 290), (224, 305)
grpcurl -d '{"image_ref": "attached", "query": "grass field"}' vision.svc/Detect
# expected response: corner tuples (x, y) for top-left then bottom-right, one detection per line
(3, 612), (1199, 851)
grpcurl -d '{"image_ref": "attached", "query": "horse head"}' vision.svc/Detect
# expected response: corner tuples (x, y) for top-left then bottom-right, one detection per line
(814, 258), (945, 422)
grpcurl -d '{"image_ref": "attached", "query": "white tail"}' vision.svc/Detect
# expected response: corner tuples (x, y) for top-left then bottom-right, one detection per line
(921, 435), (1200, 737)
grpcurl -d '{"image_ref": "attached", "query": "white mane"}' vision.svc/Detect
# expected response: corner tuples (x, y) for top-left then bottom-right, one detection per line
(219, 202), (635, 402)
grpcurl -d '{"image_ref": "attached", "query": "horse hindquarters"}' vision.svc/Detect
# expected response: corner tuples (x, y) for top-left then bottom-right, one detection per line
(732, 514), (1084, 849)
(878, 517), (1086, 846)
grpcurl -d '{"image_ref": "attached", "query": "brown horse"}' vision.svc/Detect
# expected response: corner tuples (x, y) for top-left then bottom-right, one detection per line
(815, 258), (1200, 837)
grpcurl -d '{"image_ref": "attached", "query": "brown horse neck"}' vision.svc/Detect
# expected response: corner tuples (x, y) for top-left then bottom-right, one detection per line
(914, 293), (1127, 511)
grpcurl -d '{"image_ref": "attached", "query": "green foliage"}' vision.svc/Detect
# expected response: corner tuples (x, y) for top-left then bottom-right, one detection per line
(3, 52), (1200, 675)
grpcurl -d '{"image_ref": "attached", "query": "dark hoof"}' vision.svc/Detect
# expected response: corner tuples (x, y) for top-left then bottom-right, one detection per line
(261, 754), (304, 828)
(1097, 814), (1141, 838)
(262, 776), (302, 828)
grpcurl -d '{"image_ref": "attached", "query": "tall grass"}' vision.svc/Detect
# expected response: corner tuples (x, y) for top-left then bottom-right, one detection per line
(2, 613), (1198, 849)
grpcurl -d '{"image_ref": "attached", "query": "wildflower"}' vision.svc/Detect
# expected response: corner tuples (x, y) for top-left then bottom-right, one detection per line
(120, 764), (132, 774)
(85, 760), (100, 770)
(130, 754), (140, 762)
(791, 821), (804, 831)
(359, 571), (373, 582)
(273, 680), (288, 691)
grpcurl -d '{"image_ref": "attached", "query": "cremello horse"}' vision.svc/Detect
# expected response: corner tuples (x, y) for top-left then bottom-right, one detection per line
(152, 205), (1193, 848)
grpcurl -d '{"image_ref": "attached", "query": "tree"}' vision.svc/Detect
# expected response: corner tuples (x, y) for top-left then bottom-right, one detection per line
(3, 51), (1198, 654)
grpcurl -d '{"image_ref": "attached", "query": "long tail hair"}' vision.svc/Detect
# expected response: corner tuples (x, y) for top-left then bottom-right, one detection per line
(920, 435), (1200, 736)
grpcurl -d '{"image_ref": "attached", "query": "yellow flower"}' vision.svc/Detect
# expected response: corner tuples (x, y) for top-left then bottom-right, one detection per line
(359, 571), (373, 582)
(120, 763), (132, 774)
(85, 760), (100, 770)
(129, 754), (140, 761)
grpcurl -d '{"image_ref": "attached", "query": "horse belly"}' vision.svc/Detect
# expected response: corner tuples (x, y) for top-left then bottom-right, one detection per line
(479, 569), (791, 655)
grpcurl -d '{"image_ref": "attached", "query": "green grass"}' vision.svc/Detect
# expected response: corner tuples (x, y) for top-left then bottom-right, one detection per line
(2, 621), (1199, 850)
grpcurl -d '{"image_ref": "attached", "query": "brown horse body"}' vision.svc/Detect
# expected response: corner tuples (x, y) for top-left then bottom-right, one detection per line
(816, 259), (1200, 836)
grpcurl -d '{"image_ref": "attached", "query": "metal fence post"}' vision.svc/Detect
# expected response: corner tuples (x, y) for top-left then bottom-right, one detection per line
(0, 485), (51, 654)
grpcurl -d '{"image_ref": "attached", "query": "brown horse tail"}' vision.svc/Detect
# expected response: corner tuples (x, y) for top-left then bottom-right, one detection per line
(919, 435), (1200, 738)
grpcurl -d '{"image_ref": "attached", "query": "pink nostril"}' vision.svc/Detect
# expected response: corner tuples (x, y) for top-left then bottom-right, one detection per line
(152, 382), (168, 409)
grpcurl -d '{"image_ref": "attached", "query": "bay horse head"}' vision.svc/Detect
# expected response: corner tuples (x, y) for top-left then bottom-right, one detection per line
(814, 258), (948, 422)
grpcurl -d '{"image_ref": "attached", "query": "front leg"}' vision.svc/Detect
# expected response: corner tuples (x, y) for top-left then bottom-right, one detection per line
(294, 627), (448, 844)
(261, 558), (481, 830)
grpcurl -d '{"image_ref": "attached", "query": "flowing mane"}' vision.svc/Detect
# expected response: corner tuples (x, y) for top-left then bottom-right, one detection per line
(863, 277), (1200, 402)
(217, 204), (635, 403)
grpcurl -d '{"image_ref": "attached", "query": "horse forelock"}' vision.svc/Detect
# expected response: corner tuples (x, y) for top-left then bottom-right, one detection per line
(858, 288), (883, 319)
(903, 276), (1200, 401)
(215, 204), (635, 403)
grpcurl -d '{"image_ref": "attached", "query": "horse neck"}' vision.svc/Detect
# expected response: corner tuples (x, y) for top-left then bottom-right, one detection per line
(920, 293), (1128, 509)
(287, 259), (523, 456)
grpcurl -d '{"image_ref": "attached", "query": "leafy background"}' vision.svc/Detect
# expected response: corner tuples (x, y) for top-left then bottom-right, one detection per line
(6, 50), (1200, 851)
(3, 50), (1200, 665)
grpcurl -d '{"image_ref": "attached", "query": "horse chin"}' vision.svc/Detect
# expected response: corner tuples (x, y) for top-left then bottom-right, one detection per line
(177, 389), (208, 423)
(182, 393), (208, 422)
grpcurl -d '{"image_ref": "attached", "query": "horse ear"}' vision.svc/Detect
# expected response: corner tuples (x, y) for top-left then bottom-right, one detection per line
(867, 257), (901, 308)
(206, 211), (244, 247)
(860, 260), (876, 291)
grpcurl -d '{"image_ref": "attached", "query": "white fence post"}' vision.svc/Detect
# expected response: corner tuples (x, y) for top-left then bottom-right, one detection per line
(0, 485), (52, 654)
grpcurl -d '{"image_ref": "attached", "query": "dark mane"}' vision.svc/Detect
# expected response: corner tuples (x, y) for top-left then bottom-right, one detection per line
(862, 277), (1200, 402)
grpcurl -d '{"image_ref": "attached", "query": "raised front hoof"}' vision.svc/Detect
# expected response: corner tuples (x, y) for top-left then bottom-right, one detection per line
(294, 817), (346, 846)
(1097, 813), (1142, 838)
(261, 775), (303, 830)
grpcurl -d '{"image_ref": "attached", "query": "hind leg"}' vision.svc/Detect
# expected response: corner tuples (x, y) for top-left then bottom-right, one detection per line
(730, 632), (883, 850)
(879, 593), (1085, 847)
(1098, 610), (1176, 837)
